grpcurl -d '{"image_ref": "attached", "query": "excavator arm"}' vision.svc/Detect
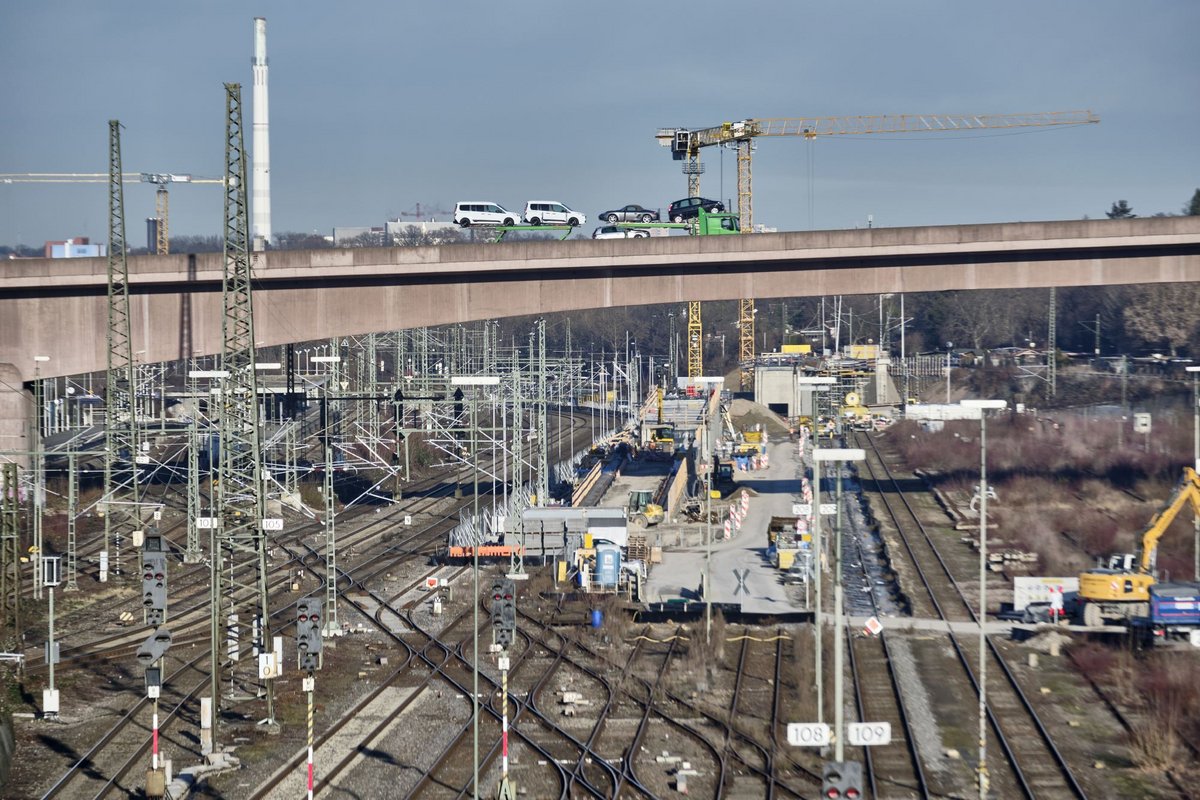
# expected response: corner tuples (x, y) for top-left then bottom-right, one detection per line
(1137, 467), (1200, 573)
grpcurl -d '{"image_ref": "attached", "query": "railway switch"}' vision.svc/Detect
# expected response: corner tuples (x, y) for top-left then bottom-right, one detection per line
(296, 598), (323, 671)
(141, 551), (168, 627)
(821, 760), (862, 799)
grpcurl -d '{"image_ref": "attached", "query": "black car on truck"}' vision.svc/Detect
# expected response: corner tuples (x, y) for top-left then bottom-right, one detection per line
(667, 196), (724, 222)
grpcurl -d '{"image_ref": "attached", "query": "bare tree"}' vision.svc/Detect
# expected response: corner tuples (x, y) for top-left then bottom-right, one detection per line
(1123, 283), (1200, 356)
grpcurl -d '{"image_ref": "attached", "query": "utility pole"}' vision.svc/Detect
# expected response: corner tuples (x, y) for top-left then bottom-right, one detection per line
(536, 319), (548, 506)
(31, 358), (47, 600)
(813, 448), (865, 760)
(1188, 366), (1200, 580)
(213, 83), (274, 730)
(43, 555), (61, 718)
(65, 453), (78, 590)
(1, 462), (19, 641)
(812, 454), (824, 725)
(322, 386), (339, 636)
(1048, 287), (1057, 398)
(104, 119), (139, 582)
(184, 418), (203, 563)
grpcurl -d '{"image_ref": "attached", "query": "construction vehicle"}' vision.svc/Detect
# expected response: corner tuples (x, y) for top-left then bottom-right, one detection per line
(640, 386), (676, 458)
(643, 424), (676, 458)
(711, 459), (736, 498)
(839, 391), (873, 431)
(627, 489), (664, 528)
(1076, 467), (1200, 626)
(1130, 582), (1200, 647)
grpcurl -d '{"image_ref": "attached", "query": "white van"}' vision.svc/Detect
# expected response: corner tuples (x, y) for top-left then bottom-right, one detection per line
(522, 201), (585, 227)
(453, 202), (519, 227)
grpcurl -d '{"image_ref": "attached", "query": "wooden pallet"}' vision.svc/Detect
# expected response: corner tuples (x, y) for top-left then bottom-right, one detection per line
(627, 534), (649, 562)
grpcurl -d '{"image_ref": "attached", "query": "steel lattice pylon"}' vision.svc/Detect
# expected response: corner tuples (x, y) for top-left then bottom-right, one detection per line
(1, 463), (20, 641)
(155, 187), (170, 255)
(103, 120), (139, 579)
(739, 299), (756, 390)
(687, 301), (703, 379)
(737, 140), (753, 232)
(1048, 287), (1057, 398)
(535, 319), (549, 505)
(212, 83), (275, 727)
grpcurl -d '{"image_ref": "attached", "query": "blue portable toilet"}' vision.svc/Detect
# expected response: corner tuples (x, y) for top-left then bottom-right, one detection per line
(595, 544), (620, 587)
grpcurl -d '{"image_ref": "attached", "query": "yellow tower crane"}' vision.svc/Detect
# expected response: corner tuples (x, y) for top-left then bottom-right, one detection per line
(0, 171), (225, 254)
(657, 110), (1100, 388)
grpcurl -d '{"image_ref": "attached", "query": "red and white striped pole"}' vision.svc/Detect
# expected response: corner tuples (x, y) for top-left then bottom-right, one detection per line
(500, 656), (509, 778)
(305, 676), (315, 800)
(497, 654), (514, 799)
(151, 696), (159, 770)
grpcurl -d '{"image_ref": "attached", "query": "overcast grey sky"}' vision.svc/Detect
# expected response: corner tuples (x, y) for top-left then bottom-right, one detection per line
(2, 1), (1197, 246)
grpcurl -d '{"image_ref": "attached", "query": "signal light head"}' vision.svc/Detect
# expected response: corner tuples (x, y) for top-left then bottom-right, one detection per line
(846, 790), (860, 800)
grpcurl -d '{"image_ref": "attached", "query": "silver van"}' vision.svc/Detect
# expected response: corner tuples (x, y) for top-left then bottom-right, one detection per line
(454, 202), (519, 227)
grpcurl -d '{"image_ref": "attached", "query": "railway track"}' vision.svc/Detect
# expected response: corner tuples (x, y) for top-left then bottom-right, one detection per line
(851, 429), (1087, 799)
(21, 407), (598, 797)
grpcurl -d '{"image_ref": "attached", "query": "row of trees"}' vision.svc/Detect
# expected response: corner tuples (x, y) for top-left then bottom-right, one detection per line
(498, 282), (1198, 377)
(1106, 188), (1200, 219)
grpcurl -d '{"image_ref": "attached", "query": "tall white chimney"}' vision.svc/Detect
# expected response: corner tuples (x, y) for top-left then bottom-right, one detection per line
(252, 17), (271, 249)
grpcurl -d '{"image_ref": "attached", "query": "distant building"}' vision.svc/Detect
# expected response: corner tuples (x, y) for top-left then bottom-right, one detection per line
(385, 218), (460, 244)
(45, 237), (106, 258)
(332, 226), (386, 246)
(334, 220), (461, 246)
(146, 218), (162, 252)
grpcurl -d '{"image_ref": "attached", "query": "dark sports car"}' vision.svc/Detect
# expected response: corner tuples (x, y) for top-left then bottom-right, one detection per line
(598, 204), (660, 223)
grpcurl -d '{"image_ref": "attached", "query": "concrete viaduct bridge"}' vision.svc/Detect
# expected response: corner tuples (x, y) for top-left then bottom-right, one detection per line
(2, 215), (1198, 446)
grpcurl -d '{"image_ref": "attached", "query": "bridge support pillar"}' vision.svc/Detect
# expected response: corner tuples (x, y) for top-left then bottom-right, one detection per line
(0, 364), (31, 468)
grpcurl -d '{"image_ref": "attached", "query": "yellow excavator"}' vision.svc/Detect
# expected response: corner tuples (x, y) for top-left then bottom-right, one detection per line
(1077, 467), (1200, 627)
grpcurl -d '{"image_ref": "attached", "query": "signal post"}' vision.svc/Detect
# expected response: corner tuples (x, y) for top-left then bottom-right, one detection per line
(491, 578), (517, 800)
(296, 597), (324, 800)
(138, 527), (171, 797)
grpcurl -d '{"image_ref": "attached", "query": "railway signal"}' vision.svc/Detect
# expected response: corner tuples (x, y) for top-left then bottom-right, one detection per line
(136, 628), (173, 666)
(136, 626), (172, 799)
(296, 598), (323, 672)
(141, 551), (168, 627)
(821, 759), (863, 799)
(496, 579), (516, 650)
(490, 578), (506, 627)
